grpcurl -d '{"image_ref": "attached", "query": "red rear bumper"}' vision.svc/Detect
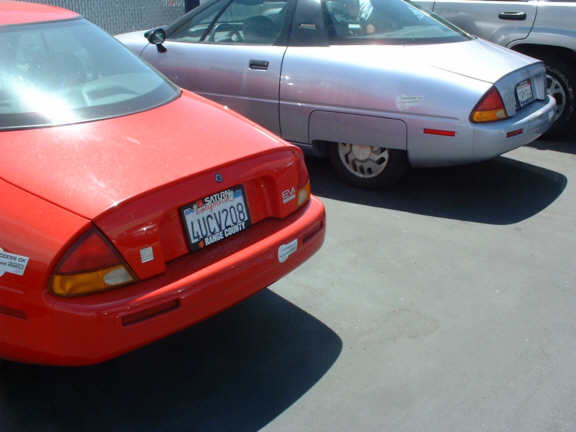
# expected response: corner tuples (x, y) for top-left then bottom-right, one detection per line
(0, 197), (325, 366)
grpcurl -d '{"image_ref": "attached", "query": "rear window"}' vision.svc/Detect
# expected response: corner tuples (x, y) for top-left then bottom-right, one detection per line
(0, 18), (179, 130)
(324, 0), (471, 44)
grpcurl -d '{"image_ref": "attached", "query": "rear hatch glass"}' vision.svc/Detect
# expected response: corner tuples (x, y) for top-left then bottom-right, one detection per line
(0, 18), (178, 130)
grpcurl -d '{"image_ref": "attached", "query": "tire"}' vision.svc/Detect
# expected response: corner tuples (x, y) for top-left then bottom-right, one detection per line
(543, 56), (576, 138)
(328, 142), (408, 189)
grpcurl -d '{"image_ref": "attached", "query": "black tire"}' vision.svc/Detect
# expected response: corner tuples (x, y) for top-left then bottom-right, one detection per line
(542, 56), (576, 138)
(328, 142), (409, 189)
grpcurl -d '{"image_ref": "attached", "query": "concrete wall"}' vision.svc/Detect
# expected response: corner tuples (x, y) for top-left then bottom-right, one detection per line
(28, 0), (187, 34)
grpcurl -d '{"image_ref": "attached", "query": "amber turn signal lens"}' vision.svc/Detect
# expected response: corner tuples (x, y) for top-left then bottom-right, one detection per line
(295, 148), (311, 208)
(51, 265), (134, 297)
(470, 87), (508, 123)
(51, 227), (136, 297)
(297, 182), (311, 207)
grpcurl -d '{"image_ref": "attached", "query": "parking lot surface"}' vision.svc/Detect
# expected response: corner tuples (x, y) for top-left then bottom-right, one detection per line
(1, 137), (575, 432)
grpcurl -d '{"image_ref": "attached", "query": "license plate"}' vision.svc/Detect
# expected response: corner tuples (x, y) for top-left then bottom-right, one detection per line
(516, 79), (533, 107)
(180, 186), (251, 251)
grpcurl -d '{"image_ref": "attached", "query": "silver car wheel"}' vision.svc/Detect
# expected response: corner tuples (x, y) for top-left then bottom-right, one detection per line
(546, 72), (567, 121)
(337, 143), (389, 179)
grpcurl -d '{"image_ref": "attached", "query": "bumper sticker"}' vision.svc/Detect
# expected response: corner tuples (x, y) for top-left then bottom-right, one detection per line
(278, 239), (298, 263)
(396, 95), (424, 110)
(0, 248), (29, 277)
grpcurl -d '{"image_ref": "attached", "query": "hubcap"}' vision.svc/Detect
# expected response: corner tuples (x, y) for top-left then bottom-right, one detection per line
(546, 72), (566, 121)
(338, 143), (389, 178)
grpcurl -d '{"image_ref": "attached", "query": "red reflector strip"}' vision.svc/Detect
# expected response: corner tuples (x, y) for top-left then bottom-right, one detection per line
(302, 220), (324, 245)
(507, 129), (523, 137)
(122, 299), (180, 326)
(424, 128), (456, 137)
(0, 305), (27, 320)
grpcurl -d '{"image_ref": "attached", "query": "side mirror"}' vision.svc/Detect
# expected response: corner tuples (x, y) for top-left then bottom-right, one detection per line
(144, 28), (167, 52)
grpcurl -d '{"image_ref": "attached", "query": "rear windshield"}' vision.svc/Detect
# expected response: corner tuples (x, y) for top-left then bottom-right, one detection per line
(0, 18), (179, 130)
(324, 0), (470, 44)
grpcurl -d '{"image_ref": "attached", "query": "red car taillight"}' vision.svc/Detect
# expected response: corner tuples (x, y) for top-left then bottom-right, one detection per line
(470, 87), (508, 123)
(51, 227), (135, 297)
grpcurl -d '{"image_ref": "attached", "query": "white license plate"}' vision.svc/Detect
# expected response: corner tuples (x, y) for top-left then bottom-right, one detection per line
(181, 186), (251, 251)
(516, 80), (533, 107)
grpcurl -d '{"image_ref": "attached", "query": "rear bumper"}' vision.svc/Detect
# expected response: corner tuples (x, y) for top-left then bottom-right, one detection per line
(471, 95), (557, 161)
(408, 96), (557, 167)
(0, 197), (325, 366)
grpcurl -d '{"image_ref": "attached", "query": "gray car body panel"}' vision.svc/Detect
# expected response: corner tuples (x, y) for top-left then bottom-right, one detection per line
(140, 43), (287, 134)
(308, 112), (408, 150)
(117, 0), (556, 167)
(425, 0), (538, 47)
(513, 3), (576, 51)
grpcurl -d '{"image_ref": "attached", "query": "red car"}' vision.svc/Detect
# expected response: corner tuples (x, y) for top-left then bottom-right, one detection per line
(0, 2), (325, 366)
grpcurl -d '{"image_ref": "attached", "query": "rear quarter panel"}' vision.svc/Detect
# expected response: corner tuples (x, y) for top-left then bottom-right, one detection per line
(0, 179), (88, 356)
(279, 45), (489, 162)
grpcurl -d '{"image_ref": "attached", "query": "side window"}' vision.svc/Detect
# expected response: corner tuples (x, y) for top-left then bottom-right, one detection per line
(289, 0), (330, 46)
(322, 0), (468, 43)
(168, 0), (228, 42)
(205, 0), (289, 45)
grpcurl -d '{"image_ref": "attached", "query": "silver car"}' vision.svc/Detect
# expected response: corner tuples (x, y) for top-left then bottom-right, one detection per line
(117, 0), (557, 188)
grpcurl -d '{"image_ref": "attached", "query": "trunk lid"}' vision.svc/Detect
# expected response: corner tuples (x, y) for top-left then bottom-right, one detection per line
(94, 146), (305, 280)
(0, 92), (288, 219)
(0, 92), (306, 279)
(404, 39), (539, 83)
(405, 39), (547, 115)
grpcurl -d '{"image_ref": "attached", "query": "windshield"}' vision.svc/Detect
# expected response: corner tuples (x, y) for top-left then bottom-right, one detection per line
(324, 0), (470, 44)
(0, 18), (179, 130)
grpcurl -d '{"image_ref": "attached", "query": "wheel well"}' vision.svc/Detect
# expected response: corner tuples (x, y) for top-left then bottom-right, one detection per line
(513, 44), (576, 66)
(311, 140), (331, 157)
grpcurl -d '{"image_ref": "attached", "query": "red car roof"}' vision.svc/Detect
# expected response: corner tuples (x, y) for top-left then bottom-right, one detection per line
(0, 1), (78, 26)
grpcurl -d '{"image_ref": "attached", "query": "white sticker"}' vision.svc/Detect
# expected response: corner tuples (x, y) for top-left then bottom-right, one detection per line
(282, 187), (296, 204)
(0, 248), (29, 277)
(278, 239), (298, 263)
(396, 95), (424, 111)
(140, 246), (154, 263)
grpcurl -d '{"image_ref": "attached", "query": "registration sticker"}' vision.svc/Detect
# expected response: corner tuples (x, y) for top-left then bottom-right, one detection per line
(0, 248), (29, 277)
(181, 186), (251, 251)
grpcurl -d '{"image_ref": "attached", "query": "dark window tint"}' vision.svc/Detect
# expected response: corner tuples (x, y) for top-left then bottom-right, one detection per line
(169, 0), (289, 45)
(323, 0), (470, 44)
(169, 0), (227, 42)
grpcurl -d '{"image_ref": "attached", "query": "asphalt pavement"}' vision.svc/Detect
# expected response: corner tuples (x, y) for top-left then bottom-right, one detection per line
(1, 136), (575, 432)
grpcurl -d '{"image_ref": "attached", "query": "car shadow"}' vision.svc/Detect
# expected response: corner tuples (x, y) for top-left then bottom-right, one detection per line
(307, 156), (567, 225)
(529, 136), (576, 155)
(0, 290), (342, 432)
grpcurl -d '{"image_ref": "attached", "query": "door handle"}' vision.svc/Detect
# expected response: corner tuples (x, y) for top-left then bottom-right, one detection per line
(498, 11), (527, 20)
(249, 60), (269, 70)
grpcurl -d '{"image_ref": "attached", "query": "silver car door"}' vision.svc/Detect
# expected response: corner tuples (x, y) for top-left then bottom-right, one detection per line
(279, 0), (331, 144)
(431, 0), (538, 46)
(140, 0), (290, 134)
